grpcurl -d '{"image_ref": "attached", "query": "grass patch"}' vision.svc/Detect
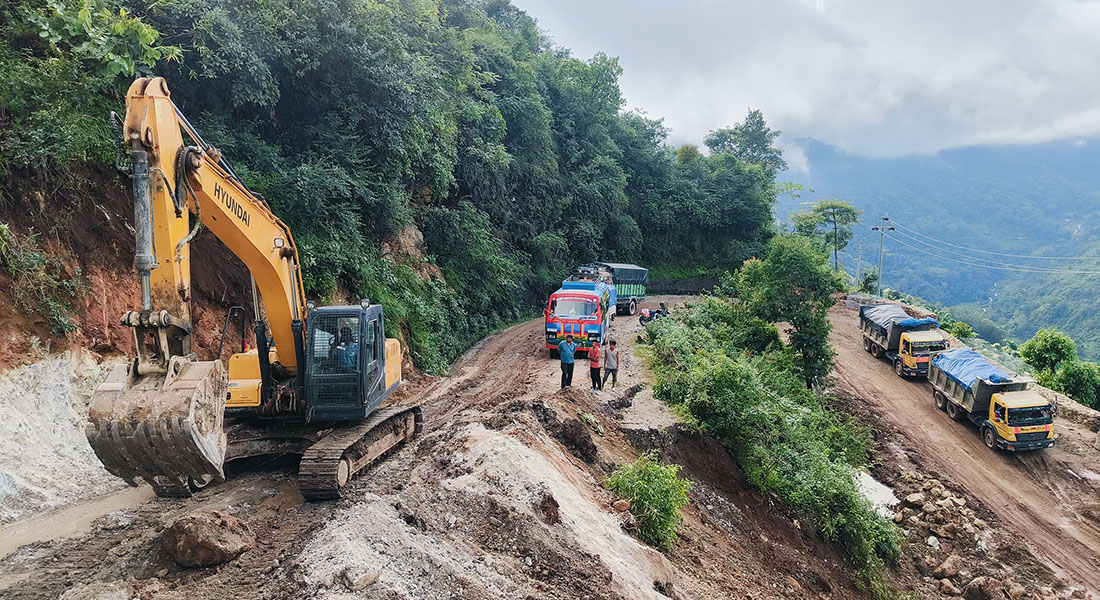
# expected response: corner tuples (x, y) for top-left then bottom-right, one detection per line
(606, 451), (692, 550)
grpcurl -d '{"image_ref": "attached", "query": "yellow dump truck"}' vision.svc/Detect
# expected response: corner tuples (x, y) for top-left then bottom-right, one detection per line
(859, 303), (950, 378)
(928, 348), (1054, 451)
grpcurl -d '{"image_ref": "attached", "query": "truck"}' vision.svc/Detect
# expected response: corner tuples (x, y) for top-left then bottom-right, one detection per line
(595, 262), (649, 315)
(859, 303), (949, 377)
(928, 348), (1054, 451)
(544, 264), (616, 357)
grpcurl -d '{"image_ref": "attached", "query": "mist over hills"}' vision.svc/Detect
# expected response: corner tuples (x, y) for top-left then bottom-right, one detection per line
(778, 137), (1100, 358)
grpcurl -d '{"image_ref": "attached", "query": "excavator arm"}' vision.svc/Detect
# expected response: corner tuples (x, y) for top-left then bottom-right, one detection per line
(86, 77), (309, 495)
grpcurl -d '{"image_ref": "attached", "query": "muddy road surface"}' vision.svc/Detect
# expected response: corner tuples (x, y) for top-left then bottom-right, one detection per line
(829, 304), (1100, 594)
(1, 297), (875, 600)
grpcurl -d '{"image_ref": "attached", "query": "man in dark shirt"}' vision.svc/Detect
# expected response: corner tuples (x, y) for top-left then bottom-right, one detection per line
(559, 335), (577, 389)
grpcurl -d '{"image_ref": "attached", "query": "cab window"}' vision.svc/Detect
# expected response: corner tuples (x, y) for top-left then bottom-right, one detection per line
(902, 340), (911, 355)
(993, 403), (1006, 423)
(311, 315), (360, 375)
(365, 319), (378, 364)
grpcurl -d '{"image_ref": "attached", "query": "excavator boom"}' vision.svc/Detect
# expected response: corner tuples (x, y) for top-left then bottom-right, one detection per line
(86, 77), (418, 499)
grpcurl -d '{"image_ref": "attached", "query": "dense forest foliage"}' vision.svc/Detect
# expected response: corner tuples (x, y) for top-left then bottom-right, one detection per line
(783, 137), (1100, 360)
(0, 0), (782, 371)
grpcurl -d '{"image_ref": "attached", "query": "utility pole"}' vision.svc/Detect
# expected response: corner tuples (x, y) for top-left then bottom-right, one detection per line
(871, 214), (894, 298)
(855, 239), (864, 283)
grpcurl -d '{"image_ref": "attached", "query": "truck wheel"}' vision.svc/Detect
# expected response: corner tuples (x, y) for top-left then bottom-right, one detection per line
(894, 360), (904, 377)
(946, 401), (964, 421)
(982, 427), (998, 450)
(862, 337), (871, 353)
(870, 344), (882, 358)
(628, 299), (637, 315)
(934, 391), (947, 412)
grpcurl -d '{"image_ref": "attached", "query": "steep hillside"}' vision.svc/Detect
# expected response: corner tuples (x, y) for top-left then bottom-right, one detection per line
(0, 0), (780, 372)
(781, 138), (1100, 357)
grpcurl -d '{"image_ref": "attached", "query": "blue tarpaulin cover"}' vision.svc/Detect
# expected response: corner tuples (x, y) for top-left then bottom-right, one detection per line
(933, 348), (1011, 391)
(860, 303), (938, 330)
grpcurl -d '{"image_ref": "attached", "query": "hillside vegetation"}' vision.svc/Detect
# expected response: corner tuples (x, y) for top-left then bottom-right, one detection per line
(0, 0), (781, 371)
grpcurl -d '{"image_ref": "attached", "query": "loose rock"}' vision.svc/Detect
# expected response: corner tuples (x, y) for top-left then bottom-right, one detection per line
(612, 499), (631, 512)
(342, 566), (381, 591)
(161, 510), (255, 568)
(933, 554), (962, 579)
(962, 576), (1002, 600)
(926, 535), (941, 551)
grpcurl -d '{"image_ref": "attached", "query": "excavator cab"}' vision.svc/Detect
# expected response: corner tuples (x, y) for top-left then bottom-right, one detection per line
(304, 304), (393, 422)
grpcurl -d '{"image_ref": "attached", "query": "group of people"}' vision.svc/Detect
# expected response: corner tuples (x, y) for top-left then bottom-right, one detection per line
(558, 335), (620, 393)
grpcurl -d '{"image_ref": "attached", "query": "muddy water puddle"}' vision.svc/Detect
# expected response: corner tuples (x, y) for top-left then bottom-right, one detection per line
(0, 485), (153, 558)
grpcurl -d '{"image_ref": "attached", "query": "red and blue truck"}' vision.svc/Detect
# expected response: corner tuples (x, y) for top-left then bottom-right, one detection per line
(544, 264), (616, 358)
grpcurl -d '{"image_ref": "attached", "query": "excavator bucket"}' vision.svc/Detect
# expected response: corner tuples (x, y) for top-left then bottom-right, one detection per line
(86, 359), (228, 497)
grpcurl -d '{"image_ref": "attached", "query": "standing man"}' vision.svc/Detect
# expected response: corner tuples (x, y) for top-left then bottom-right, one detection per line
(602, 339), (619, 389)
(559, 334), (577, 389)
(588, 340), (603, 394)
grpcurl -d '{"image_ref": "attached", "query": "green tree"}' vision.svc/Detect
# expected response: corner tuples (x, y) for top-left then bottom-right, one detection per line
(1019, 328), (1078, 374)
(790, 199), (861, 271)
(857, 268), (878, 294)
(704, 109), (787, 173)
(739, 235), (843, 387)
(1050, 361), (1100, 409)
(943, 321), (976, 339)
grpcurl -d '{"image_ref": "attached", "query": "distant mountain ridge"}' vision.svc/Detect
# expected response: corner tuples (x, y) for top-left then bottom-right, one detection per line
(779, 137), (1100, 358)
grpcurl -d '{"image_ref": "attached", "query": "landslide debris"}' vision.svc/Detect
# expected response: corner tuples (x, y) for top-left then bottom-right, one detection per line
(161, 510), (255, 567)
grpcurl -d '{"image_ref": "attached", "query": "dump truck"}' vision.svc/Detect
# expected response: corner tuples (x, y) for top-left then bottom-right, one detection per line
(594, 262), (648, 316)
(928, 348), (1054, 451)
(860, 303), (949, 377)
(544, 264), (615, 357)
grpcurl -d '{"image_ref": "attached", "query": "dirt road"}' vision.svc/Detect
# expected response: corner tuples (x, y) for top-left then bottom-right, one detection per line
(829, 304), (1100, 595)
(1, 297), (873, 600)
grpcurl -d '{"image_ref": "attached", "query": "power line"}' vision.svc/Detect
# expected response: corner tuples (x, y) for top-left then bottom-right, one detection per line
(883, 234), (1100, 275)
(888, 228), (1074, 270)
(889, 219), (1100, 261)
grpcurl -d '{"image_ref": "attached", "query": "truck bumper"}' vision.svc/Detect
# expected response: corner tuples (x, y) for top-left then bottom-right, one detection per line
(902, 366), (929, 377)
(999, 438), (1054, 451)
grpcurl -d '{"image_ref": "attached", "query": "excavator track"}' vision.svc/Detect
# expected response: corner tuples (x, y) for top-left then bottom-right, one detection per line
(298, 405), (422, 500)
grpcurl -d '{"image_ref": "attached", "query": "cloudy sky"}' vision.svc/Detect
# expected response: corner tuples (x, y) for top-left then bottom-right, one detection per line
(509, 0), (1100, 164)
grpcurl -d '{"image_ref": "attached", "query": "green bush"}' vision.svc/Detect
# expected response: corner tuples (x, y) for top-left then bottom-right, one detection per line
(1049, 361), (1100, 409)
(943, 321), (976, 339)
(606, 451), (692, 551)
(645, 296), (900, 575)
(0, 223), (87, 335)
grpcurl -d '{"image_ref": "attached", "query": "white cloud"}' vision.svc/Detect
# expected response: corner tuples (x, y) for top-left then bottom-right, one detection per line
(510, 0), (1100, 157)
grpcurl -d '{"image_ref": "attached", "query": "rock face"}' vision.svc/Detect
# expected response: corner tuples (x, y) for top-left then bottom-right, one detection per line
(161, 510), (255, 567)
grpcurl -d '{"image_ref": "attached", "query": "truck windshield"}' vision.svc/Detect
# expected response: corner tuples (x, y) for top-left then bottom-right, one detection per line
(912, 341), (947, 356)
(553, 299), (596, 318)
(1008, 406), (1053, 426)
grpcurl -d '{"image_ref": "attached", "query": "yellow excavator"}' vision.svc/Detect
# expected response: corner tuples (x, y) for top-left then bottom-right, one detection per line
(85, 77), (421, 500)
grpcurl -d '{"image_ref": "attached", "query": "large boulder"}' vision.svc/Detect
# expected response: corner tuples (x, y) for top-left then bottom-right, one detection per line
(933, 554), (962, 579)
(161, 510), (255, 567)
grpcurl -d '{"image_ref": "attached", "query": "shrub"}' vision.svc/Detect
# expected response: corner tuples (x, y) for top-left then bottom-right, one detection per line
(644, 295), (900, 575)
(0, 223), (87, 335)
(606, 451), (692, 550)
(943, 321), (976, 339)
(1049, 361), (1100, 409)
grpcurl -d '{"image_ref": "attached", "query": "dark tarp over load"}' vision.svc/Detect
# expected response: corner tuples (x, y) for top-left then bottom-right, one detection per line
(932, 348), (1011, 392)
(859, 303), (938, 336)
(596, 262), (648, 298)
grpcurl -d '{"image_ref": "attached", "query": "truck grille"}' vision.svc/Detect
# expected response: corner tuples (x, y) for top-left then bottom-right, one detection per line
(1015, 431), (1049, 442)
